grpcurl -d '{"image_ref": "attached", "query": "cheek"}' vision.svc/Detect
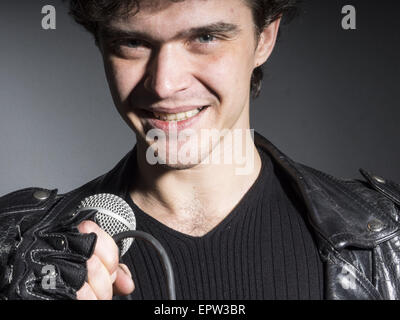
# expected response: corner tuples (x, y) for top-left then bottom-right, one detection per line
(104, 57), (144, 104)
(198, 49), (253, 111)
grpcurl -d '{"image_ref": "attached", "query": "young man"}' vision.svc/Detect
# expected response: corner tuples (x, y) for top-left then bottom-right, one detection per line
(1, 0), (400, 300)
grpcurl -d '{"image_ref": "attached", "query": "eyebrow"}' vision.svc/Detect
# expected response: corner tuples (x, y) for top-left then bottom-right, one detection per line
(100, 22), (241, 42)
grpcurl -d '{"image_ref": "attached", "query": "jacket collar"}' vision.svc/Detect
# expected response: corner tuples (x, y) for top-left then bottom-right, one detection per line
(252, 132), (400, 252)
(83, 131), (400, 252)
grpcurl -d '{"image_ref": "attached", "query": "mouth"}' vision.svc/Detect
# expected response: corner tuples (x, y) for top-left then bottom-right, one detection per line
(141, 105), (210, 132)
(144, 106), (209, 122)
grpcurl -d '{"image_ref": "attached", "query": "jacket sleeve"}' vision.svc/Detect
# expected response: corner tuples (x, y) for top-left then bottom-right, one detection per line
(0, 188), (97, 300)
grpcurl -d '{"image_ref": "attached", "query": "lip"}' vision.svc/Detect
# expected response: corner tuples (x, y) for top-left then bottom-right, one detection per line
(145, 106), (209, 132)
(144, 105), (206, 114)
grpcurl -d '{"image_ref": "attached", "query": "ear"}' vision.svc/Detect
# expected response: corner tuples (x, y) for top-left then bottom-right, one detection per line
(254, 17), (282, 68)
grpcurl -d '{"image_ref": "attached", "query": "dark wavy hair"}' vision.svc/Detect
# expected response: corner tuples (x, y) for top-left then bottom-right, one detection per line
(64, 0), (298, 98)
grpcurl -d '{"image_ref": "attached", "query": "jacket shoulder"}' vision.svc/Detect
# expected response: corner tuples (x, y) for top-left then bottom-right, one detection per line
(358, 169), (400, 207)
(294, 164), (400, 250)
(0, 187), (58, 214)
(300, 165), (400, 214)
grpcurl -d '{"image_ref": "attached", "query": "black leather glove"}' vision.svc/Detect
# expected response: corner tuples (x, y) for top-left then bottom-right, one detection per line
(0, 189), (97, 300)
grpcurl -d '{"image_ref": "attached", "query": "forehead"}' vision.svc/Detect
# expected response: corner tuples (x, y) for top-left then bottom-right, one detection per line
(134, 0), (248, 12)
(105, 0), (253, 39)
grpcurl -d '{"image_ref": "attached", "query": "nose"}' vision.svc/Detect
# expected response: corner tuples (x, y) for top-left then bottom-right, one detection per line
(144, 44), (192, 98)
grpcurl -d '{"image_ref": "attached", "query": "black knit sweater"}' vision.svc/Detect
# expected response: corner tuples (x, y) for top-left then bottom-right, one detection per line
(116, 147), (324, 300)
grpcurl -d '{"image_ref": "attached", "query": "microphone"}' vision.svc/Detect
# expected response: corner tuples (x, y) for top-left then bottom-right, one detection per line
(78, 193), (136, 257)
(77, 193), (176, 300)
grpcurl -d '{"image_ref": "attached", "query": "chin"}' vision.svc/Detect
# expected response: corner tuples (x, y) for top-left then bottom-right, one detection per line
(143, 136), (222, 170)
(159, 162), (200, 171)
(152, 148), (212, 171)
(162, 151), (203, 169)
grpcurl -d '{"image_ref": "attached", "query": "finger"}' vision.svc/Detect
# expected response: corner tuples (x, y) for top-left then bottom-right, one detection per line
(86, 254), (113, 300)
(76, 282), (98, 300)
(113, 264), (135, 296)
(78, 220), (119, 275)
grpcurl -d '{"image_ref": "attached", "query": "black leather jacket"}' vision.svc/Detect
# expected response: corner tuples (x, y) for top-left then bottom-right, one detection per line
(1, 132), (400, 300)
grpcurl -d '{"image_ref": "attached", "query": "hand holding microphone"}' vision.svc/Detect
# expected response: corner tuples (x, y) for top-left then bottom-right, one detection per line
(76, 220), (134, 300)
(75, 193), (137, 300)
(75, 193), (175, 300)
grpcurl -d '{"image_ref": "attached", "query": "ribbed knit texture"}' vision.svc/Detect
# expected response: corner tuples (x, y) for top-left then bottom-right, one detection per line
(116, 148), (324, 300)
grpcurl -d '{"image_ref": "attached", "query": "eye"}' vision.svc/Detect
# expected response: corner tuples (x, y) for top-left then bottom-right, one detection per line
(108, 38), (149, 51)
(196, 34), (217, 44)
(107, 38), (151, 59)
(121, 39), (148, 48)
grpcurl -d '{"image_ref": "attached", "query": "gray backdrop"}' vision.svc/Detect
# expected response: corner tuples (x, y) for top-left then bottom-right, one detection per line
(0, 0), (399, 195)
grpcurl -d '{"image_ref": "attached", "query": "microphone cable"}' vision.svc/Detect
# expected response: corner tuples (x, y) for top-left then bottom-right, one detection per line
(113, 231), (176, 300)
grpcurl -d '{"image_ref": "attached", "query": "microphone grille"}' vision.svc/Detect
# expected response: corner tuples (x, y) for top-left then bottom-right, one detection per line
(79, 193), (136, 256)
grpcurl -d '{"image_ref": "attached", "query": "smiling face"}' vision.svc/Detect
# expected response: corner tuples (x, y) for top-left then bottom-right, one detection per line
(98, 0), (279, 169)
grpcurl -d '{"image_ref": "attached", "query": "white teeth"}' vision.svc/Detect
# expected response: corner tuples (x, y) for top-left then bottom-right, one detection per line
(153, 107), (204, 122)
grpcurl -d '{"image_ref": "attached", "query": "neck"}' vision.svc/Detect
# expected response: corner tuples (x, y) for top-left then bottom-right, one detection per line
(130, 128), (261, 221)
